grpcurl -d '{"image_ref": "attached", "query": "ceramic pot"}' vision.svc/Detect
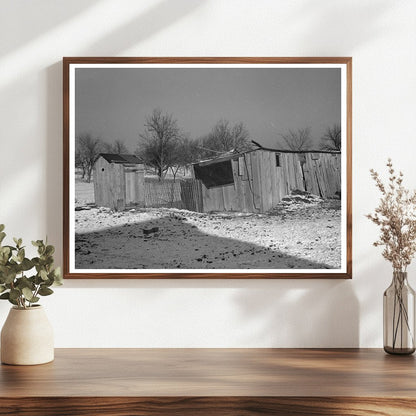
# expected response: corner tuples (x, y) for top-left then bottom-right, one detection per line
(1, 305), (54, 365)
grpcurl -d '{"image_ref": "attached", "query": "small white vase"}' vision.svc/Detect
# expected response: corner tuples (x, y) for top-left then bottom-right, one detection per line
(1, 305), (54, 365)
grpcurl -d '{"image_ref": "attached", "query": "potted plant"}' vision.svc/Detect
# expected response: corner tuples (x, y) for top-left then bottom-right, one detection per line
(0, 224), (62, 365)
(367, 159), (416, 354)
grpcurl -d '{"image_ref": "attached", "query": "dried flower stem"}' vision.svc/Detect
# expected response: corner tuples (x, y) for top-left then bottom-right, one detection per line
(366, 159), (416, 272)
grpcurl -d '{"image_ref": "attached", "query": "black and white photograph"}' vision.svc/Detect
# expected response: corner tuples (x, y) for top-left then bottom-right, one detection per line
(64, 58), (351, 278)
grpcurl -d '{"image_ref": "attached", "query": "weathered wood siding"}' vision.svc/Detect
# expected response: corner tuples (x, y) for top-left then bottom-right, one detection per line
(93, 151), (341, 213)
(302, 153), (341, 199)
(93, 157), (145, 210)
(125, 166), (145, 206)
(198, 150), (304, 213)
(93, 157), (126, 210)
(197, 149), (341, 213)
(199, 155), (255, 213)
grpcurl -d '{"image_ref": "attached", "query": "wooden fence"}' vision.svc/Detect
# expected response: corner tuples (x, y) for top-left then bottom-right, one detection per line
(180, 179), (203, 212)
(93, 158), (204, 212)
(143, 179), (182, 209)
(142, 178), (203, 211)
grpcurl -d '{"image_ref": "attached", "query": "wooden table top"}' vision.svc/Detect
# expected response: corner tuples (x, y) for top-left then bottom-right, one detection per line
(1, 348), (415, 398)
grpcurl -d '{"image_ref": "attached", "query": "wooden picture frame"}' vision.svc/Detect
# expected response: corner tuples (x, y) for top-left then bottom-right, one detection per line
(63, 57), (352, 279)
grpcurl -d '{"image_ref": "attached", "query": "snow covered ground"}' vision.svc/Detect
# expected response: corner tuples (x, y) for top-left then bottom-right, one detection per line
(74, 189), (341, 270)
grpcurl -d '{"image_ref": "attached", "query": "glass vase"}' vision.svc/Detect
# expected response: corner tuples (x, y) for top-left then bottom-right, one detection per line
(383, 271), (415, 355)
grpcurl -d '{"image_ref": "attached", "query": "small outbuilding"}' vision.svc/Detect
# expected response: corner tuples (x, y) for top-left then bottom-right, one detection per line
(192, 148), (341, 213)
(93, 153), (145, 211)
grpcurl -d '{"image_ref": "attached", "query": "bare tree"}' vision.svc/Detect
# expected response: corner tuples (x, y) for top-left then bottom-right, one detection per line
(320, 124), (341, 151)
(137, 108), (183, 180)
(278, 127), (312, 151)
(75, 146), (86, 179)
(106, 139), (130, 154)
(168, 136), (201, 181)
(75, 134), (103, 183)
(200, 120), (251, 158)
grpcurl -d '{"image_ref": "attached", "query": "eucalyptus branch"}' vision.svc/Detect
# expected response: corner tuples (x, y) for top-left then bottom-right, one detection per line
(0, 225), (62, 309)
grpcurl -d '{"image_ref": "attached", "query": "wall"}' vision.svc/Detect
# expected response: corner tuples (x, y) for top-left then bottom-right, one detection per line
(1, 0), (415, 347)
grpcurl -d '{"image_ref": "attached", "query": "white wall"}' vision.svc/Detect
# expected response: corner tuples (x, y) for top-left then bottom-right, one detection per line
(1, 0), (415, 347)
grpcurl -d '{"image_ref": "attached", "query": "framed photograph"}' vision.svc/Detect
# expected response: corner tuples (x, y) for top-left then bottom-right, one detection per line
(63, 57), (352, 279)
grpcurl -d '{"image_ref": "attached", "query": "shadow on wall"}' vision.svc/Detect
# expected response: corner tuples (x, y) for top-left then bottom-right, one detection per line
(289, 0), (393, 52)
(233, 279), (359, 347)
(2, 0), (203, 57)
(44, 0), (205, 265)
(74, 215), (335, 270)
(1, 0), (101, 56)
(84, 0), (205, 55)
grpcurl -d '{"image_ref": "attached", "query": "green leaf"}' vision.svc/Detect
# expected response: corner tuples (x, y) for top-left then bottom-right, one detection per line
(17, 248), (25, 263)
(0, 254), (7, 266)
(34, 274), (43, 285)
(37, 255), (54, 267)
(49, 266), (60, 278)
(42, 276), (54, 287)
(0, 246), (10, 255)
(38, 287), (53, 296)
(9, 288), (21, 301)
(17, 276), (35, 291)
(0, 292), (17, 306)
(22, 287), (34, 300)
(45, 245), (55, 256)
(0, 287), (7, 295)
(0, 232), (6, 245)
(31, 257), (40, 266)
(20, 258), (33, 271)
(21, 287), (39, 303)
(32, 240), (43, 247)
(0, 224), (5, 232)
(8, 297), (18, 306)
(13, 237), (22, 248)
(39, 269), (48, 281)
(1, 269), (17, 285)
(8, 263), (20, 274)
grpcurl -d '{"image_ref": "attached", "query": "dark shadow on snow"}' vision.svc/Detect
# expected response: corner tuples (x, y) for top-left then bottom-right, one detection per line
(75, 213), (337, 270)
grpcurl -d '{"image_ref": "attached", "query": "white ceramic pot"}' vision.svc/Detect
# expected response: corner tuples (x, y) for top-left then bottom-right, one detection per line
(1, 305), (54, 365)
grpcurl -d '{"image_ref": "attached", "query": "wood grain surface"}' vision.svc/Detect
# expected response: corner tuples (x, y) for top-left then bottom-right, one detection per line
(1, 397), (416, 416)
(1, 349), (415, 415)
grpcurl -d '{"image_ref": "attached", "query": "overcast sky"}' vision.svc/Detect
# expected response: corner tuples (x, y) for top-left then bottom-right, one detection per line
(75, 67), (341, 152)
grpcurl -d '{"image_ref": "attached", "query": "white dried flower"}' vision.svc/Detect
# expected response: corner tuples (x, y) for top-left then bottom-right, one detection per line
(367, 160), (416, 272)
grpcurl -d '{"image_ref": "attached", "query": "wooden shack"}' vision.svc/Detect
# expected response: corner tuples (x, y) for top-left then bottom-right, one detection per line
(93, 154), (145, 211)
(192, 148), (341, 213)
